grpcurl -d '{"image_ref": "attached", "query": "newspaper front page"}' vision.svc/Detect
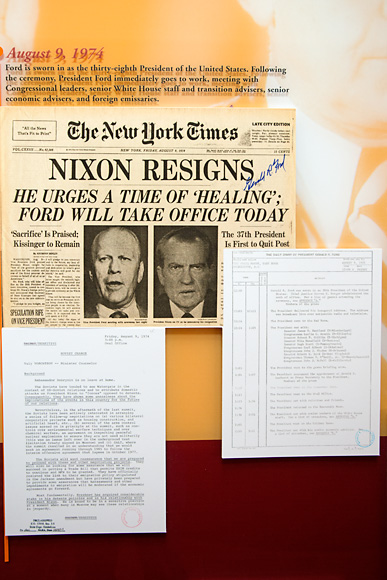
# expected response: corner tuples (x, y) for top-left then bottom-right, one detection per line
(1, 107), (295, 327)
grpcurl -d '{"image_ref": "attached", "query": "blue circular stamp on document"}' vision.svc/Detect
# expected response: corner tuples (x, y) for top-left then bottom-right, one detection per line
(355, 429), (375, 448)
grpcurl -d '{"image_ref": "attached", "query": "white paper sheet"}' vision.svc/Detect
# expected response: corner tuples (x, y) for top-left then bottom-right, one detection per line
(3, 327), (166, 535)
(222, 249), (381, 458)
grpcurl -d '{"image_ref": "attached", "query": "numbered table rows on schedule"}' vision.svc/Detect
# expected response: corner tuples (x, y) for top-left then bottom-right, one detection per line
(230, 251), (376, 451)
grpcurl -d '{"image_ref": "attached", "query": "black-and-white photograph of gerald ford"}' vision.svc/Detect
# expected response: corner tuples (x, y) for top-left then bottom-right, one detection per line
(154, 226), (217, 319)
(84, 226), (148, 319)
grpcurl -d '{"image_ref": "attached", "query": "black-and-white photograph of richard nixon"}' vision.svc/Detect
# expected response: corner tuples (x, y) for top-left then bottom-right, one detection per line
(154, 226), (217, 319)
(84, 226), (147, 319)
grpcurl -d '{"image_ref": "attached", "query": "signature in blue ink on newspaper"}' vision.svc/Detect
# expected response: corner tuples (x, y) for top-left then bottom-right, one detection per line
(244, 154), (286, 191)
